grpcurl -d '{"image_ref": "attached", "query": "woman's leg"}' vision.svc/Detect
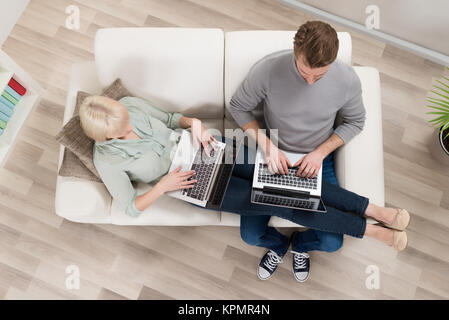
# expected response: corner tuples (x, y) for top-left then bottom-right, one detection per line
(217, 142), (399, 247)
(320, 180), (370, 218)
(222, 175), (367, 238)
(232, 144), (257, 180)
(320, 175), (402, 246)
(231, 145), (370, 218)
(364, 204), (401, 226)
(222, 179), (402, 247)
(323, 153), (398, 224)
(364, 224), (394, 245)
(231, 145), (391, 224)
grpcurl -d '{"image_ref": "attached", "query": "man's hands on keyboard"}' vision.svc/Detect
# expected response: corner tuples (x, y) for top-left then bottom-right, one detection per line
(264, 145), (291, 175)
(293, 149), (325, 178)
(263, 146), (323, 179)
(258, 163), (318, 189)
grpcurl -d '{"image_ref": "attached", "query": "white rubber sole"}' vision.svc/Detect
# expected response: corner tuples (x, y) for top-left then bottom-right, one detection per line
(292, 263), (310, 283)
(257, 265), (275, 281)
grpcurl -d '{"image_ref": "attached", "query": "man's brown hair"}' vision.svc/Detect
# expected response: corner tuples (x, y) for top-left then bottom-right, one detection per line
(293, 21), (339, 68)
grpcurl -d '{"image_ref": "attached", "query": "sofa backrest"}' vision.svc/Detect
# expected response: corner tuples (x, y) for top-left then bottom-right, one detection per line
(94, 28), (351, 122)
(224, 31), (352, 112)
(94, 27), (224, 119)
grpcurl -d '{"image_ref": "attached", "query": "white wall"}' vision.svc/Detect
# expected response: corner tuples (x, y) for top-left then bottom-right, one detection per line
(277, 0), (449, 65)
(281, 0), (449, 64)
(0, 0), (30, 47)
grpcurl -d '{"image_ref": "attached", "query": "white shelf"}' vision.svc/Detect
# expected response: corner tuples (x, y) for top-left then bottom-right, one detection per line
(0, 66), (13, 93)
(1, 93), (39, 143)
(0, 49), (43, 168)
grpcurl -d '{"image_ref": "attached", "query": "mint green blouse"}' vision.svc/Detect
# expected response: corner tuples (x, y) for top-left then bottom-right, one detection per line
(93, 96), (184, 217)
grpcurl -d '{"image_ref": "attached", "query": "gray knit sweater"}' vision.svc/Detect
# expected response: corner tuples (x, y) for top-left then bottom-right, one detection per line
(228, 49), (366, 153)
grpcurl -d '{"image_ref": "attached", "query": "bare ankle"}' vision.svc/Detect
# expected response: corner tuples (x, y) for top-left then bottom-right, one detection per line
(383, 228), (394, 246)
(365, 224), (394, 246)
(365, 204), (395, 225)
(365, 203), (381, 219)
(365, 203), (375, 217)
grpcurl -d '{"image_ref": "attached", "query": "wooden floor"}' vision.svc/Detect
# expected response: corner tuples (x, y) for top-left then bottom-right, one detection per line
(1, 0), (448, 300)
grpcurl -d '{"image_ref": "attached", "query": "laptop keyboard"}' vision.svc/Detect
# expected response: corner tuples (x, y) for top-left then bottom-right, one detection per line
(257, 164), (318, 190)
(182, 146), (223, 201)
(254, 193), (316, 209)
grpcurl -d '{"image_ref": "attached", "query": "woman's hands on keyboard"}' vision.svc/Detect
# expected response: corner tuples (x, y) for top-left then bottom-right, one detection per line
(189, 118), (218, 156)
(156, 166), (197, 193)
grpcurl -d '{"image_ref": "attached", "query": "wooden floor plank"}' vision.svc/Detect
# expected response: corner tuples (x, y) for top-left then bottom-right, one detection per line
(0, 0), (448, 299)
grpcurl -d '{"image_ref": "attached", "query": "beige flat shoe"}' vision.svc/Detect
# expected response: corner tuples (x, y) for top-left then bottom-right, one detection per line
(393, 231), (408, 251)
(390, 209), (411, 231)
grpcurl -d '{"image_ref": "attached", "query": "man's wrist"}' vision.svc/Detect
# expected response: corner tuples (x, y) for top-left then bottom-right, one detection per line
(313, 147), (328, 160)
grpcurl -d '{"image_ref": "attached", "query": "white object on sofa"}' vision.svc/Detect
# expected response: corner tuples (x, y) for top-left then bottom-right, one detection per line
(55, 28), (384, 228)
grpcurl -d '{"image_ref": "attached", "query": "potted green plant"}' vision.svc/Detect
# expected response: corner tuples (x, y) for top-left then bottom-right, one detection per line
(427, 67), (449, 165)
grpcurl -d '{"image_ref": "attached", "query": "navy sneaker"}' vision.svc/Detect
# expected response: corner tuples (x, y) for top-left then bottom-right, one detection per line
(257, 250), (283, 280)
(291, 251), (310, 282)
(290, 231), (311, 282)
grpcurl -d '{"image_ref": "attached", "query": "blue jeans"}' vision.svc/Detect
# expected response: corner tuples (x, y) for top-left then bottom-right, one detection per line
(220, 145), (369, 256)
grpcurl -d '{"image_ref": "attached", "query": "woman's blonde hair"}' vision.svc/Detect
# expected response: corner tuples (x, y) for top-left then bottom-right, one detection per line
(79, 95), (129, 142)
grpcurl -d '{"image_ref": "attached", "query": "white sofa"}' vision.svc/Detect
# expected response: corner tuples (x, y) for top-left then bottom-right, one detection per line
(55, 28), (384, 227)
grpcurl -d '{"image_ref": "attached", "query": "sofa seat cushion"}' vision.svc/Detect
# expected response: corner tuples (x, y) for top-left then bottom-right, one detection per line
(111, 182), (221, 226)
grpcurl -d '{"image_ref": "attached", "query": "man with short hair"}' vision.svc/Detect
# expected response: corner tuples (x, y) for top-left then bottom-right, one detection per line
(228, 21), (366, 282)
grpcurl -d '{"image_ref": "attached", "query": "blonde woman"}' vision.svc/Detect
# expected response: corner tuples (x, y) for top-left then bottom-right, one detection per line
(79, 95), (409, 281)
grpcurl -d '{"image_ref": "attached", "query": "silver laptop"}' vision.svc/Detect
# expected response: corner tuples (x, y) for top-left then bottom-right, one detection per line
(167, 130), (240, 209)
(251, 149), (327, 213)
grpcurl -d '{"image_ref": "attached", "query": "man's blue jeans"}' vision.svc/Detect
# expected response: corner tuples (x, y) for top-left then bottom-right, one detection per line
(219, 145), (369, 257)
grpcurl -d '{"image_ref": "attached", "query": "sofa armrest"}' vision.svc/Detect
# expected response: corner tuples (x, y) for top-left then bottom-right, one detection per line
(55, 175), (112, 223)
(56, 61), (112, 223)
(59, 61), (103, 171)
(335, 66), (385, 207)
(63, 61), (103, 123)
